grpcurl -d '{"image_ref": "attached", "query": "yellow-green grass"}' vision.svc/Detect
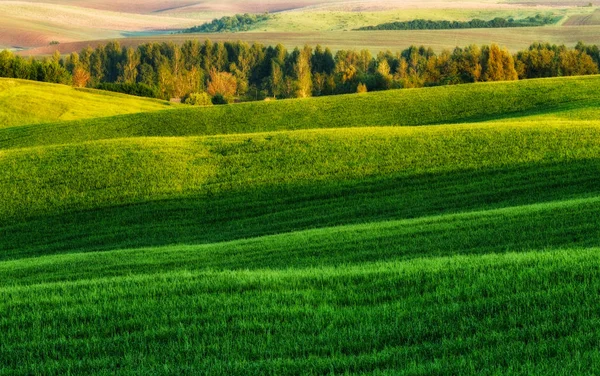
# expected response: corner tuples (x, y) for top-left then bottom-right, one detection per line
(0, 78), (177, 128)
(1, 157), (598, 260)
(260, 8), (571, 32)
(3, 75), (600, 149)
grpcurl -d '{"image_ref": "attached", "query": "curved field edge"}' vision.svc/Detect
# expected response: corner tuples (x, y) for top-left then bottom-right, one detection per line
(2, 194), (600, 284)
(2, 156), (599, 260)
(2, 75), (600, 149)
(0, 78), (177, 128)
(1, 122), (599, 223)
(3, 247), (600, 374)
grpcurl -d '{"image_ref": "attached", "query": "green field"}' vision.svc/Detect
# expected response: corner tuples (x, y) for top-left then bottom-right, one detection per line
(3, 75), (600, 149)
(260, 8), (572, 32)
(2, 75), (600, 374)
(0, 79), (176, 128)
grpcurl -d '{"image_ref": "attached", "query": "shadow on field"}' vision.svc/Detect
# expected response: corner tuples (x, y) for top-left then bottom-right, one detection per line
(2, 158), (600, 261)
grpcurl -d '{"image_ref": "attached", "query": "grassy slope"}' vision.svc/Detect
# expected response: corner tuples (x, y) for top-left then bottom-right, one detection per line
(260, 8), (570, 32)
(2, 75), (600, 149)
(3, 195), (600, 284)
(3, 76), (600, 374)
(2, 191), (600, 373)
(1, 121), (600, 229)
(0, 78), (176, 128)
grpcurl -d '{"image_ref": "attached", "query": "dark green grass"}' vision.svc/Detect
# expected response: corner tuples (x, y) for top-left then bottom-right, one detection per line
(1, 75), (600, 150)
(2, 195), (599, 286)
(3, 248), (600, 375)
(2, 158), (600, 261)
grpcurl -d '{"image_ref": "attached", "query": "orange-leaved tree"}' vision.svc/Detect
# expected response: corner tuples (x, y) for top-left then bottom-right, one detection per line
(207, 69), (237, 103)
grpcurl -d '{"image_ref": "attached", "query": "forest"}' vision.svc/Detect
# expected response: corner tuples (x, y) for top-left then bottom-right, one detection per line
(356, 15), (560, 30)
(0, 40), (598, 104)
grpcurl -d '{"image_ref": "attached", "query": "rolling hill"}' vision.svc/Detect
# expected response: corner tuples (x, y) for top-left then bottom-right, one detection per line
(0, 78), (177, 128)
(2, 75), (600, 374)
(2, 75), (600, 148)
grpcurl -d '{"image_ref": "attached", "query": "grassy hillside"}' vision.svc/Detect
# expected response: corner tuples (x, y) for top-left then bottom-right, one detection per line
(1, 121), (599, 225)
(2, 157), (598, 261)
(3, 228), (600, 373)
(2, 75), (600, 149)
(0, 78), (176, 128)
(260, 8), (566, 32)
(2, 76), (600, 374)
(3, 194), (600, 283)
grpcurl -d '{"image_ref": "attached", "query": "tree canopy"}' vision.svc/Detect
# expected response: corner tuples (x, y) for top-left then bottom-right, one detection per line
(0, 40), (597, 104)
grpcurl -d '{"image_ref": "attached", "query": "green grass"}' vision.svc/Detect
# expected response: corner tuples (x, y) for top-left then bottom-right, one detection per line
(0, 78), (176, 128)
(4, 248), (600, 374)
(3, 76), (600, 374)
(2, 75), (600, 150)
(2, 194), (600, 284)
(2, 122), (600, 225)
(206, 7), (589, 32)
(3, 157), (599, 261)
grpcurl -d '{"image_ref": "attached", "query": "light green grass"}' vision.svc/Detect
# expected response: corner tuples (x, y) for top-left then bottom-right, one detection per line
(0, 78), (176, 128)
(260, 9), (569, 32)
(29, 23), (600, 57)
(2, 75), (600, 150)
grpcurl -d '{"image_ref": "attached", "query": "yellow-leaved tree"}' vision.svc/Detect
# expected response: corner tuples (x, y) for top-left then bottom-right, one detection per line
(207, 69), (237, 103)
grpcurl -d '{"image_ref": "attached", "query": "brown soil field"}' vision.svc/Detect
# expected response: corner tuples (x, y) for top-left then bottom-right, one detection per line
(0, 0), (535, 15)
(564, 9), (600, 25)
(508, 1), (593, 6)
(0, 1), (202, 49)
(0, 0), (347, 14)
(161, 0), (348, 14)
(0, 0), (200, 14)
(18, 26), (600, 56)
(0, 18), (116, 48)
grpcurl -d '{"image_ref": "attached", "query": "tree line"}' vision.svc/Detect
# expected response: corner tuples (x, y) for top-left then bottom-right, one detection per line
(182, 13), (271, 33)
(0, 40), (598, 104)
(356, 15), (559, 31)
